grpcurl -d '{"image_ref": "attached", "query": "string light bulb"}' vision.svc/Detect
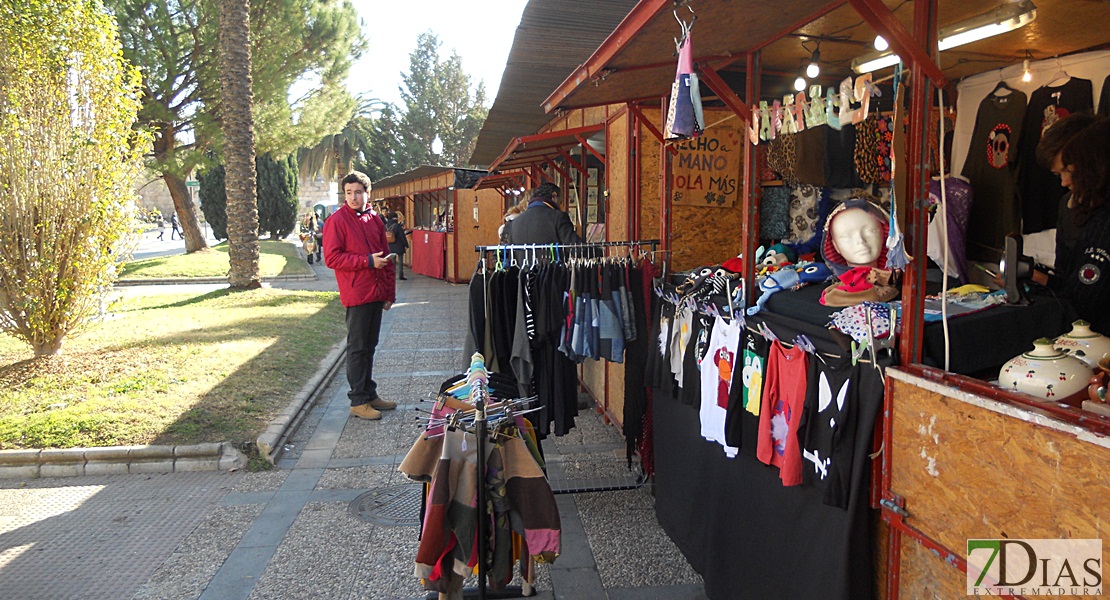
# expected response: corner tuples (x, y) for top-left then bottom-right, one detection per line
(1021, 58), (1032, 83)
(794, 73), (806, 92)
(806, 48), (821, 79)
(874, 36), (889, 51)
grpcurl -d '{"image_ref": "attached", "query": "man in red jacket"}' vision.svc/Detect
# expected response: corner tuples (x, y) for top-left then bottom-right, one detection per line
(323, 171), (398, 420)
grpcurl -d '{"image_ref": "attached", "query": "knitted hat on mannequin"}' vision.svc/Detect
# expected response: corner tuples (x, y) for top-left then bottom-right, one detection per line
(821, 198), (890, 276)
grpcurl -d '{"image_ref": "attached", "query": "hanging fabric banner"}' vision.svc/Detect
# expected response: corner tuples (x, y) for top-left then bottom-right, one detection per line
(664, 29), (704, 141)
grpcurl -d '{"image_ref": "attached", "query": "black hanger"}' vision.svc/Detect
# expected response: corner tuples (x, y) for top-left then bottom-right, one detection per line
(990, 79), (1014, 96)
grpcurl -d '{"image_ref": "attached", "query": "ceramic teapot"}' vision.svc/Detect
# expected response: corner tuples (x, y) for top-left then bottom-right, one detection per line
(999, 338), (1092, 400)
(1054, 320), (1110, 369)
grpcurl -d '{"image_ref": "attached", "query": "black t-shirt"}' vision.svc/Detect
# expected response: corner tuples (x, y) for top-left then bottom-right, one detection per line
(798, 355), (859, 509)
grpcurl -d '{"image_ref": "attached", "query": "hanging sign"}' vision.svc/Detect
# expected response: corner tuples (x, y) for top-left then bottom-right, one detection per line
(670, 120), (742, 207)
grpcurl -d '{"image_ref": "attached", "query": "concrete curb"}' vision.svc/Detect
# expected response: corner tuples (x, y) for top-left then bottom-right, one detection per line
(0, 443), (246, 479)
(255, 339), (347, 464)
(114, 273), (317, 286)
(0, 339), (346, 480)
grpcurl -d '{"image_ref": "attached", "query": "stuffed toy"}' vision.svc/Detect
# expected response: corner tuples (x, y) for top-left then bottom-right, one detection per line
(746, 268), (800, 315)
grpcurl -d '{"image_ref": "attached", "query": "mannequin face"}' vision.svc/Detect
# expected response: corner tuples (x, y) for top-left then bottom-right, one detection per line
(831, 207), (884, 266)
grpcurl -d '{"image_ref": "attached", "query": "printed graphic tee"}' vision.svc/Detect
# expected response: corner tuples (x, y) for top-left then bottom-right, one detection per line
(700, 316), (742, 458)
(756, 341), (809, 486)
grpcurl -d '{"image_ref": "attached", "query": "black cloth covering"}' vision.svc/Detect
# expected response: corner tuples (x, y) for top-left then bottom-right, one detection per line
(652, 355), (882, 600)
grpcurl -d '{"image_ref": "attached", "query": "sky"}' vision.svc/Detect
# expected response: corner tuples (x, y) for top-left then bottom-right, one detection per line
(345, 0), (531, 108)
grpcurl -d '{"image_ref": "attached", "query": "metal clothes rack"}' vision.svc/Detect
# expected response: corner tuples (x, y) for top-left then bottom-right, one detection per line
(474, 239), (660, 253)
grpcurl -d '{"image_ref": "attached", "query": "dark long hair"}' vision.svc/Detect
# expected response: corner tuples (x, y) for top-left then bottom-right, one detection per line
(1061, 117), (1110, 222)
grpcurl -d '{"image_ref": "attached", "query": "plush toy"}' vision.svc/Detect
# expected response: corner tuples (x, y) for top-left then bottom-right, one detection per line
(747, 268), (800, 316)
(796, 262), (832, 284)
(758, 243), (797, 267)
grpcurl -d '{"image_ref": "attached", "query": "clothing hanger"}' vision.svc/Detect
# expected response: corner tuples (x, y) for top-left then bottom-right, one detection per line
(989, 74), (1014, 97)
(1045, 59), (1070, 87)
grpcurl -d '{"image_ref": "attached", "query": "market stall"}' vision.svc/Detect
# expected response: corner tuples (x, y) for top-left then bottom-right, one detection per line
(533, 0), (1110, 598)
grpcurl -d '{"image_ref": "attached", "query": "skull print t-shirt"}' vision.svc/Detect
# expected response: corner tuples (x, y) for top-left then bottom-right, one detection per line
(961, 87), (1027, 260)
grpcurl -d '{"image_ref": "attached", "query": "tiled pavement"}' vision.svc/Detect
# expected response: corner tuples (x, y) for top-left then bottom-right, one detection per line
(0, 270), (707, 600)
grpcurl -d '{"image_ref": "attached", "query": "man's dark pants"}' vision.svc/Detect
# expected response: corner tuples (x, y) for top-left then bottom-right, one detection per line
(346, 301), (384, 406)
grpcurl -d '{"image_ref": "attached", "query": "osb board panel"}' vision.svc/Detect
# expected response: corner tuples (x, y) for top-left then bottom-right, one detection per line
(446, 231), (457, 282)
(606, 361), (626, 427)
(874, 515), (889, 600)
(639, 110), (662, 242)
(580, 359), (606, 409)
(446, 189), (503, 282)
(897, 532), (965, 600)
(607, 111), (629, 241)
(889, 377), (1110, 562)
(583, 105), (611, 127)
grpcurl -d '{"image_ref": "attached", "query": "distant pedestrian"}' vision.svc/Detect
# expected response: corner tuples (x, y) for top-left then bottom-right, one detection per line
(170, 213), (182, 240)
(385, 211), (409, 280)
(323, 171), (398, 421)
(156, 216), (166, 241)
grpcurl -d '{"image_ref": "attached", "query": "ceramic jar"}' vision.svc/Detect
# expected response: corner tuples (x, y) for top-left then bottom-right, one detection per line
(999, 338), (1093, 400)
(1054, 320), (1110, 369)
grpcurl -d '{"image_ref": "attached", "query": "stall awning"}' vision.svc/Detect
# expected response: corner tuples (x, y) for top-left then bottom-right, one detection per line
(474, 171), (530, 191)
(543, 0), (1110, 113)
(487, 124), (605, 173)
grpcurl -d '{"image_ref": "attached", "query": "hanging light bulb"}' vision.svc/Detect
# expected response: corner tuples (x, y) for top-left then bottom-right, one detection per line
(794, 74), (806, 92)
(806, 48), (821, 79)
(874, 35), (889, 51)
(1021, 58), (1032, 83)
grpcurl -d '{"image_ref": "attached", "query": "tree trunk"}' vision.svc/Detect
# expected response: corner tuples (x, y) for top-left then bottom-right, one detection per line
(32, 335), (64, 357)
(219, 0), (261, 289)
(164, 173), (209, 253)
(153, 123), (208, 253)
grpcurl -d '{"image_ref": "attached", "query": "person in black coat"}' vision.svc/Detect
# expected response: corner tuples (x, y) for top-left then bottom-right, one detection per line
(385, 211), (410, 280)
(506, 182), (583, 246)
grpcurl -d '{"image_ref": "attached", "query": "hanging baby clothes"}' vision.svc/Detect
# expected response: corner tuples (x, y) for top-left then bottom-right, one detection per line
(854, 113), (894, 185)
(699, 315), (742, 458)
(961, 86), (1027, 259)
(798, 355), (860, 509)
(756, 340), (809, 486)
(1017, 77), (1094, 234)
(784, 184), (822, 246)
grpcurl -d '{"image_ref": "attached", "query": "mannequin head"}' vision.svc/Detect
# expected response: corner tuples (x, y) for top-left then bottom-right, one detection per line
(830, 208), (884, 266)
(822, 198), (890, 275)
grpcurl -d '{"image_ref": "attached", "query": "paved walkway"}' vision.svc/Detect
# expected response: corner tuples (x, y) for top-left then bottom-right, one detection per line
(0, 266), (708, 599)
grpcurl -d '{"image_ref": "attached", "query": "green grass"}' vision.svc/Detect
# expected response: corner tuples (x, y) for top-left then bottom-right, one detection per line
(0, 288), (346, 449)
(119, 239), (313, 279)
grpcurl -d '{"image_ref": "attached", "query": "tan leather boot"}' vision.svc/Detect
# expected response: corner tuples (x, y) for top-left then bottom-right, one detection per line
(369, 396), (397, 411)
(349, 404), (382, 420)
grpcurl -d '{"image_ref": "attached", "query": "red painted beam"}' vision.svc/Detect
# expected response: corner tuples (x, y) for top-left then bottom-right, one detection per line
(556, 148), (589, 177)
(543, 0), (672, 113)
(751, 1), (848, 52)
(740, 52), (761, 307)
(697, 64), (751, 123)
(626, 103), (677, 156)
(849, 0), (947, 87)
(575, 135), (607, 165)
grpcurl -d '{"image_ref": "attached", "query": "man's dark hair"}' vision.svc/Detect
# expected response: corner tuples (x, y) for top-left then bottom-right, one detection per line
(387, 211), (398, 220)
(1036, 113), (1097, 169)
(531, 182), (561, 204)
(341, 171), (372, 192)
(1061, 117), (1110, 216)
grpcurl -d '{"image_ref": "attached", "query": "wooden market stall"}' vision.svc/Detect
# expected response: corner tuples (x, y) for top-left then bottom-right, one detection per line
(535, 0), (1110, 598)
(370, 166), (504, 283)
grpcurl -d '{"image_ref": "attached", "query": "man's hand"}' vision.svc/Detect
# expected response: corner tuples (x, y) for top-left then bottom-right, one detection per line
(384, 301), (393, 310)
(371, 251), (388, 269)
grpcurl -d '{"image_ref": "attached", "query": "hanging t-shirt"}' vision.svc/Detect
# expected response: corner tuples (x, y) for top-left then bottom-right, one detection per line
(961, 87), (1027, 260)
(756, 341), (809, 486)
(699, 316), (742, 458)
(798, 355), (859, 509)
(679, 314), (711, 406)
(724, 329), (768, 448)
(669, 304), (694, 384)
(1017, 78), (1094, 234)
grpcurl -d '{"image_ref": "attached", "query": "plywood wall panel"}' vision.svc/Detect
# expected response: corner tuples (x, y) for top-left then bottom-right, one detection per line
(450, 188), (504, 282)
(580, 360), (606, 410)
(897, 532), (965, 600)
(638, 109), (662, 244)
(607, 361), (626, 427)
(607, 112), (629, 242)
(887, 372), (1110, 597)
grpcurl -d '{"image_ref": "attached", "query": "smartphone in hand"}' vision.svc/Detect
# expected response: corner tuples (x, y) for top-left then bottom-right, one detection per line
(384, 253), (398, 262)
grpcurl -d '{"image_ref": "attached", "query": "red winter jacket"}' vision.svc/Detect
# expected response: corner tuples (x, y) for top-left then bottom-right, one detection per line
(323, 204), (396, 307)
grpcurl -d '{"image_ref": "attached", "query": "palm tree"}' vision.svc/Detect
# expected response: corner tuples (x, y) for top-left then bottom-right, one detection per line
(218, 0), (261, 289)
(299, 96), (385, 202)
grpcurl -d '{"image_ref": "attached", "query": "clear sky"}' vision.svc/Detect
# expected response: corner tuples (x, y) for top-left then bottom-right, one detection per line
(345, 0), (531, 108)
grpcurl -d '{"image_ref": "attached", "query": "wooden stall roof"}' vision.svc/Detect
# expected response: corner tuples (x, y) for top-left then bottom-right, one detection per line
(468, 0), (640, 167)
(544, 0), (1110, 112)
(487, 124), (605, 173)
(474, 171), (529, 191)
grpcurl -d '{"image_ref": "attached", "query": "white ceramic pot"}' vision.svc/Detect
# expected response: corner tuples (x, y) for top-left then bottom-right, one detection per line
(999, 338), (1093, 401)
(1054, 320), (1110, 369)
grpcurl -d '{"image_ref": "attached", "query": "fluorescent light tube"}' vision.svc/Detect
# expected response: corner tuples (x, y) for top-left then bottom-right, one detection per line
(852, 0), (1037, 74)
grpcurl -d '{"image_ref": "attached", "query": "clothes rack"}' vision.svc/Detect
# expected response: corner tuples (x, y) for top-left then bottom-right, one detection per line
(474, 239), (660, 253)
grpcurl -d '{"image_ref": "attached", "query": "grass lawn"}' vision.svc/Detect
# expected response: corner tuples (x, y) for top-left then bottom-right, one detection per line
(119, 239), (313, 279)
(0, 288), (346, 450)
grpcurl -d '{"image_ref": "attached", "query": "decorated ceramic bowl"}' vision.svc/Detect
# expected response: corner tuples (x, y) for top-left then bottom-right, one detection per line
(999, 338), (1093, 401)
(1054, 320), (1110, 369)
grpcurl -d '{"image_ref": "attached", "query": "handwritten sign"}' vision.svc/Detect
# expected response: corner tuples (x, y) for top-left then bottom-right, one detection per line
(671, 123), (742, 207)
